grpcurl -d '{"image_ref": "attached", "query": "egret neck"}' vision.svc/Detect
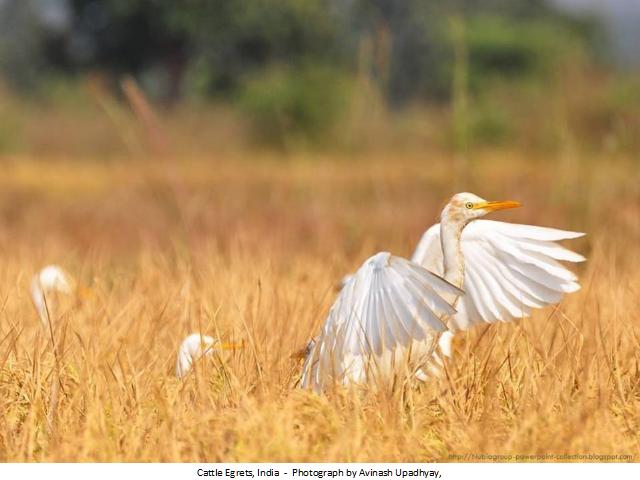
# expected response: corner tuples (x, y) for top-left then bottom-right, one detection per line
(440, 214), (466, 291)
(438, 194), (522, 306)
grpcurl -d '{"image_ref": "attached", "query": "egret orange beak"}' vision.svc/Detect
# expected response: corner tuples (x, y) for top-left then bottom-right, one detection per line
(220, 342), (244, 351)
(474, 200), (522, 212)
(77, 286), (94, 301)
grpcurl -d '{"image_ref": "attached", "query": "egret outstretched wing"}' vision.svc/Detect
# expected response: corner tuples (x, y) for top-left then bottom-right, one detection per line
(301, 252), (462, 391)
(411, 219), (585, 331)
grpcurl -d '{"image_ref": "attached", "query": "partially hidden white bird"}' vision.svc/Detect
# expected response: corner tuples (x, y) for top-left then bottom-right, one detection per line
(31, 264), (77, 330)
(175, 333), (242, 378)
(301, 192), (585, 392)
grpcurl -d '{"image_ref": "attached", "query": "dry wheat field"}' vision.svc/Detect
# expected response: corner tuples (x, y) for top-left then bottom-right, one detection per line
(0, 150), (638, 462)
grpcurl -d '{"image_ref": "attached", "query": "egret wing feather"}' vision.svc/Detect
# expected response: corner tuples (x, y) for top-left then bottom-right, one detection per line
(300, 251), (462, 391)
(411, 219), (584, 331)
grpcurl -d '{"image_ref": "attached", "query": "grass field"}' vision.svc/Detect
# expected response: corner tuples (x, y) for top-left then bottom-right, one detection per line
(0, 150), (638, 461)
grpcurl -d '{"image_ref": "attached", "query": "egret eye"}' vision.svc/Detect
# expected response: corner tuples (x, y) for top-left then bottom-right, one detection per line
(465, 202), (474, 209)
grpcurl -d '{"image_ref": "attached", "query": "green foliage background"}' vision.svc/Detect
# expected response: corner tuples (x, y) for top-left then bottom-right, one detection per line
(1, 0), (635, 150)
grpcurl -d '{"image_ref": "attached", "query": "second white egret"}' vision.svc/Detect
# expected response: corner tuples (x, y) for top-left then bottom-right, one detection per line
(176, 333), (243, 378)
(31, 265), (76, 330)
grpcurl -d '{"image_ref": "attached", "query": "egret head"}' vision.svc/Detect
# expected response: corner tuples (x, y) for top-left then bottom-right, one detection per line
(175, 333), (244, 378)
(442, 192), (521, 226)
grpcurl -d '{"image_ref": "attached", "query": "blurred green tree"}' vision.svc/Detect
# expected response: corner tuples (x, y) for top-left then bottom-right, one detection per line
(58, 0), (350, 102)
(0, 0), (590, 103)
(351, 0), (588, 105)
(0, 0), (595, 149)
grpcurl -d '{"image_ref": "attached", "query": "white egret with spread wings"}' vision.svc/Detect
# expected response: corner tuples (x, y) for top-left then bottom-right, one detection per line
(301, 193), (585, 392)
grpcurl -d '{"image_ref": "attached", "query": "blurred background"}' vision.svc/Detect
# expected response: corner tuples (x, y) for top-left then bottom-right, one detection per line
(0, 0), (638, 158)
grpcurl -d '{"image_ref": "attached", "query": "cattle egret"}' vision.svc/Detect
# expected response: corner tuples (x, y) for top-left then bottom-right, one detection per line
(301, 192), (585, 392)
(175, 333), (243, 378)
(31, 265), (76, 330)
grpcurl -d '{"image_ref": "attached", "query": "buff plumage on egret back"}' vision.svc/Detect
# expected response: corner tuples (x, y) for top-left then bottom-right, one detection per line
(301, 192), (585, 392)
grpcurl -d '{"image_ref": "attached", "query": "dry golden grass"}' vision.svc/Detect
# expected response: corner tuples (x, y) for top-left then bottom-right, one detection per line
(0, 150), (638, 462)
